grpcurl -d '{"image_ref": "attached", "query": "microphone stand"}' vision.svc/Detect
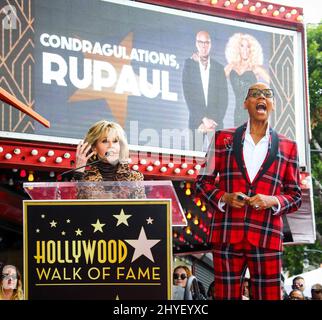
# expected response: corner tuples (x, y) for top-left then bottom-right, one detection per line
(59, 159), (102, 178)
(56, 157), (101, 198)
(59, 152), (110, 178)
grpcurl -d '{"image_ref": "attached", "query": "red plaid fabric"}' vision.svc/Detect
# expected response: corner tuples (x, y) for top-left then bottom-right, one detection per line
(213, 238), (282, 300)
(194, 124), (302, 251)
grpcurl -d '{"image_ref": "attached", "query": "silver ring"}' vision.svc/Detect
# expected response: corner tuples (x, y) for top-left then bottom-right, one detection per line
(254, 205), (260, 209)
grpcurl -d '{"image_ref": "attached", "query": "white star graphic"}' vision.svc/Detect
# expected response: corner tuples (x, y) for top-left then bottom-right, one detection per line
(66, 219), (71, 223)
(113, 209), (132, 227)
(50, 220), (57, 228)
(75, 228), (83, 236)
(125, 227), (160, 262)
(36, 229), (40, 233)
(91, 219), (106, 233)
(41, 214), (45, 219)
(146, 217), (154, 224)
(61, 231), (66, 236)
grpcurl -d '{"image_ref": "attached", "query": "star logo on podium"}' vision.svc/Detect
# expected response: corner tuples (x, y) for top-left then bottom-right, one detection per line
(125, 227), (160, 262)
(113, 209), (132, 227)
(91, 219), (106, 233)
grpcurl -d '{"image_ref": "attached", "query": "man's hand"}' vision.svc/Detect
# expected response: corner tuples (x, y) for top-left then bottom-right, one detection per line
(247, 194), (279, 210)
(191, 52), (199, 62)
(221, 192), (250, 209)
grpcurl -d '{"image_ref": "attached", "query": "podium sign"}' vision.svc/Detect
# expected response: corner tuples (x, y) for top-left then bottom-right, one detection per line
(23, 199), (172, 300)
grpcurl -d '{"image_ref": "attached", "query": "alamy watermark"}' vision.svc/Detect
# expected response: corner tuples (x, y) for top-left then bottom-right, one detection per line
(126, 120), (215, 169)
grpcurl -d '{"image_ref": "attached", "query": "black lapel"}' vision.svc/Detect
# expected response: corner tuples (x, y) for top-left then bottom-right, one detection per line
(255, 128), (279, 182)
(233, 123), (248, 182)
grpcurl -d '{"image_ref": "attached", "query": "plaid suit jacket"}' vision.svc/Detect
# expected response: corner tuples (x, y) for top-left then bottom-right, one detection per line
(194, 123), (302, 251)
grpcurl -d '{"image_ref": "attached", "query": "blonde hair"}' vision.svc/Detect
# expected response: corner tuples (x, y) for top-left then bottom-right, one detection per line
(225, 33), (264, 66)
(84, 120), (129, 163)
(0, 265), (24, 300)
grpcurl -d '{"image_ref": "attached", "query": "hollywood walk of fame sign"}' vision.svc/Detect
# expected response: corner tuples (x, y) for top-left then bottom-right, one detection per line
(23, 199), (172, 300)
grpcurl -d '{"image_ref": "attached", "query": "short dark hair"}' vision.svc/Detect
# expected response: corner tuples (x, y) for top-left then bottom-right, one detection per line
(289, 289), (305, 299)
(311, 283), (322, 291)
(292, 276), (304, 284)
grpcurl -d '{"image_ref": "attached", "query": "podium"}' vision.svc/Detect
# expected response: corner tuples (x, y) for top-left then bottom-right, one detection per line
(23, 181), (186, 300)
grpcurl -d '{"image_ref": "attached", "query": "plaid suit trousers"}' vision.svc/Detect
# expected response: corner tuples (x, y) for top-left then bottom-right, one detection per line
(213, 237), (282, 300)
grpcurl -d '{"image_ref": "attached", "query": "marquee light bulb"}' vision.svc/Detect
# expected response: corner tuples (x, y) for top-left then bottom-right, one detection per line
(28, 172), (34, 182)
(20, 169), (27, 178)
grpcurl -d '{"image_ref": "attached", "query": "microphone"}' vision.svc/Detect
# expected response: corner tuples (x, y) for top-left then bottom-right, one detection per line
(58, 151), (111, 179)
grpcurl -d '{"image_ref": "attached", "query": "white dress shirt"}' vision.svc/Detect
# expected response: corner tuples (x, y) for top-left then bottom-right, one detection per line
(198, 59), (210, 106)
(219, 121), (280, 213)
(243, 120), (270, 183)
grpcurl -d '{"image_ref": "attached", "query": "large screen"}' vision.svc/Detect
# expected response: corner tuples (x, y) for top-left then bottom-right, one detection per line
(0, 0), (308, 165)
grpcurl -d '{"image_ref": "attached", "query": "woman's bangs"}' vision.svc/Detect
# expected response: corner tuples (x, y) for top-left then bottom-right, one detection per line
(104, 126), (119, 141)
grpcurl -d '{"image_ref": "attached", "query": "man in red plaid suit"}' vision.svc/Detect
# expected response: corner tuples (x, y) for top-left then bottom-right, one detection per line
(194, 82), (302, 300)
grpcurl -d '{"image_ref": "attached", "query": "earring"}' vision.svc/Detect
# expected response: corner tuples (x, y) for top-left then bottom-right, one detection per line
(93, 154), (97, 160)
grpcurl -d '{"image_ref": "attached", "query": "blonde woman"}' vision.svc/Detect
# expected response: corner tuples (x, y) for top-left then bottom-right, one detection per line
(0, 264), (24, 300)
(225, 33), (270, 126)
(73, 120), (144, 198)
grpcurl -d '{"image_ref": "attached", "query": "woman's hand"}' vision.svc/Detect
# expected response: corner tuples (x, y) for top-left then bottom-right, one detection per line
(75, 141), (95, 172)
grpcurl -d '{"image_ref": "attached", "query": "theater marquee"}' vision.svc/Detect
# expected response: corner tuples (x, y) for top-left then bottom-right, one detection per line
(0, 0), (308, 165)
